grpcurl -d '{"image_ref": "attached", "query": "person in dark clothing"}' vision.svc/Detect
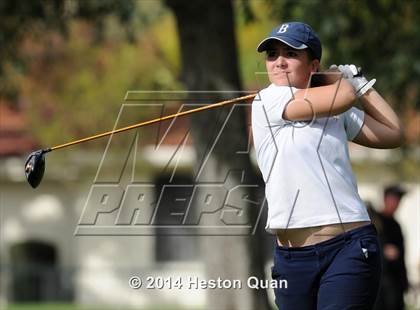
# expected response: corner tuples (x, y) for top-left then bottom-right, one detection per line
(375, 185), (409, 310)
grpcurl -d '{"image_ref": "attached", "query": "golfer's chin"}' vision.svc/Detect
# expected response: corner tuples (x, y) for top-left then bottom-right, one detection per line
(271, 80), (293, 87)
(270, 76), (296, 88)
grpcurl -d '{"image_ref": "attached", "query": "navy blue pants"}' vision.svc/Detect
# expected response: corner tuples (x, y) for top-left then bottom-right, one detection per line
(272, 224), (382, 310)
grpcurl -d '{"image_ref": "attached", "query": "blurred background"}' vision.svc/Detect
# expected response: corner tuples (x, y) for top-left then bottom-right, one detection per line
(0, 0), (419, 309)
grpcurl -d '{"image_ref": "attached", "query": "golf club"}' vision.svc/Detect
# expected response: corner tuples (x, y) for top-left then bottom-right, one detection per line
(24, 93), (257, 188)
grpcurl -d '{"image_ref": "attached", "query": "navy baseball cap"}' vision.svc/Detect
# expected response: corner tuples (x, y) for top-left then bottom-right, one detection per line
(257, 22), (322, 60)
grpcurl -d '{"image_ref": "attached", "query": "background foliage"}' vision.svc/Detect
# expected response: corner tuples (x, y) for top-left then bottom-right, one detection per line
(0, 0), (418, 148)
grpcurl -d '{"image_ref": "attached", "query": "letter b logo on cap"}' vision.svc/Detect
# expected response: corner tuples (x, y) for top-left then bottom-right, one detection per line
(277, 24), (289, 33)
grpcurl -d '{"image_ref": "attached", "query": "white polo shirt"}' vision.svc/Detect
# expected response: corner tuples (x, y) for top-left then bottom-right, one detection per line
(252, 84), (370, 232)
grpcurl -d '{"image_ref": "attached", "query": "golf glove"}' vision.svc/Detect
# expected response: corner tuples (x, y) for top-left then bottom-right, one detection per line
(330, 64), (376, 97)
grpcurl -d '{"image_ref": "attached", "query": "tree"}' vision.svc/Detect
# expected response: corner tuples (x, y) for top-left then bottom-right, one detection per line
(0, 0), (136, 101)
(2, 1), (271, 308)
(0, 0), (174, 147)
(165, 1), (270, 309)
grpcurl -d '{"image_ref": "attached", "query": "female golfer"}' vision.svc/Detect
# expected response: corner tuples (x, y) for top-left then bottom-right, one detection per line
(252, 22), (403, 309)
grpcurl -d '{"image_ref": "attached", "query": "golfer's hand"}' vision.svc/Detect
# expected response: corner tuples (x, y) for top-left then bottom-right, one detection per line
(316, 67), (343, 85)
(330, 64), (376, 97)
(383, 243), (400, 261)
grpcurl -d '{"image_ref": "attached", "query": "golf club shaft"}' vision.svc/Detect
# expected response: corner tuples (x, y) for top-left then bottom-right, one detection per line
(50, 93), (256, 151)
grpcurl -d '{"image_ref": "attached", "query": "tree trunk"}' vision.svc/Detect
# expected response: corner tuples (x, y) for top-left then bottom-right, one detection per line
(165, 1), (270, 309)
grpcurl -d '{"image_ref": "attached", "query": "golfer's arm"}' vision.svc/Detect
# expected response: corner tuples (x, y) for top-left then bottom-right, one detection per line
(283, 79), (356, 121)
(352, 89), (403, 148)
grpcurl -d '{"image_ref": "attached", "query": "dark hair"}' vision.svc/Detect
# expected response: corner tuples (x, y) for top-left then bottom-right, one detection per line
(306, 48), (318, 62)
(305, 48), (323, 87)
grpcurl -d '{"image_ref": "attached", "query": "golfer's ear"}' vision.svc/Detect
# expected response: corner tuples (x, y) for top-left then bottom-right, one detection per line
(311, 59), (320, 72)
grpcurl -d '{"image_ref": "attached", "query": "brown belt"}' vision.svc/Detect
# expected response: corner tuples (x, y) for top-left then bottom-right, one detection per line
(275, 221), (371, 247)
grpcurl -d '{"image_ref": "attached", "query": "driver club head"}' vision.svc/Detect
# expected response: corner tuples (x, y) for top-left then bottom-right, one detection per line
(25, 149), (49, 188)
